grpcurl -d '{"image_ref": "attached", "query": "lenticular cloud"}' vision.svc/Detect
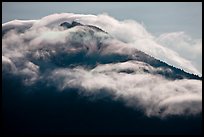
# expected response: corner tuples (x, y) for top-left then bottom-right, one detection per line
(2, 13), (202, 117)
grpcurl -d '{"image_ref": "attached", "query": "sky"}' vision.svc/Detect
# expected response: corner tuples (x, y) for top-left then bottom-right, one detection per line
(2, 2), (202, 38)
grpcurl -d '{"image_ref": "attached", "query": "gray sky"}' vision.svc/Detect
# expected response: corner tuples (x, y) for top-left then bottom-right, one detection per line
(2, 2), (202, 38)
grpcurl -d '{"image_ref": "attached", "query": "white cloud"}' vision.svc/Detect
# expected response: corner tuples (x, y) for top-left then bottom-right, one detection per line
(2, 56), (17, 72)
(2, 19), (36, 33)
(2, 13), (202, 117)
(48, 61), (202, 117)
(76, 14), (202, 75)
(157, 31), (202, 74)
(2, 13), (202, 75)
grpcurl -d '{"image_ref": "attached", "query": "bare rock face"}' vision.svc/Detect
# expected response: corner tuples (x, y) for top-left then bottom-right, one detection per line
(60, 21), (82, 29)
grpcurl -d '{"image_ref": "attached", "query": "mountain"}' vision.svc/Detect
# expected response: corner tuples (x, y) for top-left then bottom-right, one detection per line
(2, 19), (202, 135)
(60, 21), (107, 33)
(55, 21), (201, 80)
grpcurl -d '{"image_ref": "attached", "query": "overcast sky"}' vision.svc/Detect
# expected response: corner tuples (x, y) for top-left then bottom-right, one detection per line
(2, 2), (202, 38)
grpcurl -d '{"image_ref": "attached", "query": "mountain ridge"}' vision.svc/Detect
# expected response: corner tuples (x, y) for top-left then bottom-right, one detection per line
(58, 21), (202, 80)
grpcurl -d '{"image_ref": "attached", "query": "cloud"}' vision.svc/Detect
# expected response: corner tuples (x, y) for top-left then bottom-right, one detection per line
(2, 13), (202, 117)
(157, 31), (202, 74)
(2, 56), (17, 73)
(2, 13), (202, 75)
(48, 61), (202, 117)
(2, 19), (36, 37)
(76, 14), (202, 75)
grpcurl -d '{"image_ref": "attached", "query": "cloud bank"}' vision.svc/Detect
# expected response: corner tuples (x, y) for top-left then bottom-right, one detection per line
(2, 13), (202, 117)
(48, 62), (202, 117)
